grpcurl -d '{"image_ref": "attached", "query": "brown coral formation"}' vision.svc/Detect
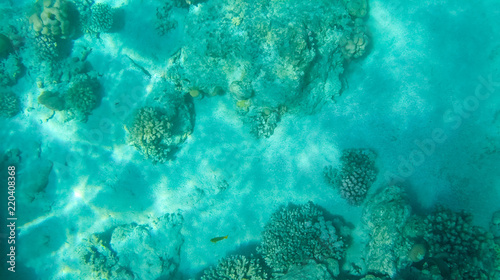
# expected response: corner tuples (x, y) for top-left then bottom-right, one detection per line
(340, 18), (369, 59)
(29, 0), (71, 38)
(344, 0), (368, 18)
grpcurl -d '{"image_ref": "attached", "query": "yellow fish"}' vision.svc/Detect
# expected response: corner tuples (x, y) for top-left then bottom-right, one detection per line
(210, 235), (228, 243)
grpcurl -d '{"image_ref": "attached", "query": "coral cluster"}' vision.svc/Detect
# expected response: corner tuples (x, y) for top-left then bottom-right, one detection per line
(33, 34), (59, 61)
(110, 213), (184, 280)
(362, 185), (412, 277)
(74, 0), (114, 34)
(344, 0), (369, 18)
(37, 47), (92, 86)
(64, 75), (99, 121)
(495, 243), (500, 273)
(77, 234), (124, 279)
(155, 1), (177, 36)
(324, 148), (378, 205)
(0, 53), (21, 86)
(340, 18), (369, 59)
(422, 207), (495, 279)
(87, 3), (114, 33)
(258, 202), (346, 276)
(0, 88), (20, 118)
(127, 84), (195, 163)
(166, 0), (370, 134)
(201, 255), (268, 280)
(155, 0), (190, 36)
(360, 186), (498, 279)
(249, 108), (281, 138)
(424, 208), (480, 259)
(29, 0), (71, 39)
(77, 213), (183, 280)
(128, 106), (174, 163)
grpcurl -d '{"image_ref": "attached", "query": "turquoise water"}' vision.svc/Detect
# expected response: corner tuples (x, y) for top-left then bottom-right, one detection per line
(1, 0), (499, 279)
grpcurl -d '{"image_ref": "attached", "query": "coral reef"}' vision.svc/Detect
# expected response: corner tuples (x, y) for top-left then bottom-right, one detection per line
(0, 53), (21, 86)
(165, 0), (370, 134)
(110, 213), (184, 280)
(422, 207), (496, 279)
(73, 0), (94, 31)
(87, 3), (114, 33)
(201, 255), (268, 280)
(29, 0), (72, 39)
(324, 148), (378, 205)
(33, 34), (59, 61)
(155, 0), (189, 36)
(128, 106), (174, 163)
(362, 185), (412, 277)
(36, 47), (92, 87)
(249, 108), (281, 138)
(229, 80), (253, 101)
(63, 74), (99, 121)
(76, 234), (125, 280)
(0, 88), (20, 118)
(340, 18), (369, 59)
(276, 261), (334, 280)
(77, 213), (183, 280)
(494, 243), (500, 274)
(155, 1), (177, 36)
(127, 83), (195, 163)
(344, 0), (369, 18)
(258, 202), (347, 276)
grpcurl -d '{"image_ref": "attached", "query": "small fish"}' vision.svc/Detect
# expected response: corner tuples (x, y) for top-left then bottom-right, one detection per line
(210, 235), (228, 243)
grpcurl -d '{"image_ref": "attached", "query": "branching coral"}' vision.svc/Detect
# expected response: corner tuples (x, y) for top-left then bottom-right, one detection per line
(324, 148), (378, 205)
(201, 255), (268, 280)
(0, 88), (20, 118)
(87, 3), (114, 33)
(258, 202), (347, 276)
(423, 207), (496, 279)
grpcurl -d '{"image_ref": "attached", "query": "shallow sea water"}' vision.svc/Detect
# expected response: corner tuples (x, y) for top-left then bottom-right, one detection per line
(0, 0), (499, 279)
